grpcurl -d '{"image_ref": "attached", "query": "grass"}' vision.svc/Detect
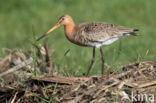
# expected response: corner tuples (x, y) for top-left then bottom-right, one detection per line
(0, 0), (155, 76)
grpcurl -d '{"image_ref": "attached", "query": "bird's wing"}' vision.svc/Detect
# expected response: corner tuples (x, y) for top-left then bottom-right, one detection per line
(77, 22), (137, 42)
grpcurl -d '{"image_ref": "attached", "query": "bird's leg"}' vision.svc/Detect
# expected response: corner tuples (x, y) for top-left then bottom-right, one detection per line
(86, 47), (95, 76)
(100, 47), (105, 77)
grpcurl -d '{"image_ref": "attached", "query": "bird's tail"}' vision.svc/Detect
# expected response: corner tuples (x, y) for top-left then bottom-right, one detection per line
(123, 29), (139, 36)
(133, 29), (139, 32)
(131, 29), (139, 36)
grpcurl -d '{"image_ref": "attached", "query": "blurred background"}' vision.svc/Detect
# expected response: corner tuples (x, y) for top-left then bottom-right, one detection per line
(0, 0), (155, 75)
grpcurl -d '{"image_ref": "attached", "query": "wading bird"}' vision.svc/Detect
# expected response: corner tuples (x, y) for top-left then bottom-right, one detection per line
(37, 14), (138, 76)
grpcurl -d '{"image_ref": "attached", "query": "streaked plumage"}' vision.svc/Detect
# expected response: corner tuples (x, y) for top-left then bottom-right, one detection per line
(37, 14), (139, 76)
(72, 22), (138, 48)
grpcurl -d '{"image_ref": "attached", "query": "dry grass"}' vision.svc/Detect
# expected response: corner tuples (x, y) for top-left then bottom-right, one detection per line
(0, 45), (155, 103)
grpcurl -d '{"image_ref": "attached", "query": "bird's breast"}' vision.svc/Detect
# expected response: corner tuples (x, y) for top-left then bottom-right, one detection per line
(64, 28), (89, 47)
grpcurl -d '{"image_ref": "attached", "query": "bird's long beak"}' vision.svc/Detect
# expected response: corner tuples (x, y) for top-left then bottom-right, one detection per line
(37, 23), (60, 41)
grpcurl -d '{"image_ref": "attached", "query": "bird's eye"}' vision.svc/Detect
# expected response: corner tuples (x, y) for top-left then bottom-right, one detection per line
(62, 18), (64, 20)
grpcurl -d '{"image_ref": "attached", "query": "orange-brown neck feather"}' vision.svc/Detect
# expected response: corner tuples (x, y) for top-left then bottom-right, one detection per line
(64, 19), (75, 41)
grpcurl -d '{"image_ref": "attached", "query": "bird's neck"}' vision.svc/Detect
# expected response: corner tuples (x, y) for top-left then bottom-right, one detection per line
(64, 21), (75, 40)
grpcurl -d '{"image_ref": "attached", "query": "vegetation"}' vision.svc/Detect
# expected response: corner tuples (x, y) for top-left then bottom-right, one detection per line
(0, 0), (155, 76)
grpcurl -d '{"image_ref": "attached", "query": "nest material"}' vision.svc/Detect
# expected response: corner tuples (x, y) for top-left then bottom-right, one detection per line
(0, 47), (155, 103)
(60, 61), (156, 103)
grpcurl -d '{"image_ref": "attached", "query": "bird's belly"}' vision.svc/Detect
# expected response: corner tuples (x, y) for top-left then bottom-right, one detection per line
(102, 37), (119, 45)
(87, 36), (122, 48)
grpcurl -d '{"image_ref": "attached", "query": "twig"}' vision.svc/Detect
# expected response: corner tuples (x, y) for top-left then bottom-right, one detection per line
(138, 80), (156, 88)
(11, 92), (18, 103)
(44, 38), (53, 73)
(43, 38), (51, 67)
(96, 80), (120, 96)
(35, 76), (89, 85)
(111, 68), (134, 79)
(0, 58), (33, 77)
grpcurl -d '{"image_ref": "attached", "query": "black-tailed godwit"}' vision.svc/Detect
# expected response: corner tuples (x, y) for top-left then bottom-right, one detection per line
(37, 14), (138, 76)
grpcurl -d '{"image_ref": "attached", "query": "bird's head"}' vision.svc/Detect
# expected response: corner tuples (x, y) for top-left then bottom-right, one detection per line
(37, 14), (73, 41)
(57, 14), (72, 25)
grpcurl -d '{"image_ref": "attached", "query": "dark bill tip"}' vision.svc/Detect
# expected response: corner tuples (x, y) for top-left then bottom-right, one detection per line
(36, 34), (47, 41)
